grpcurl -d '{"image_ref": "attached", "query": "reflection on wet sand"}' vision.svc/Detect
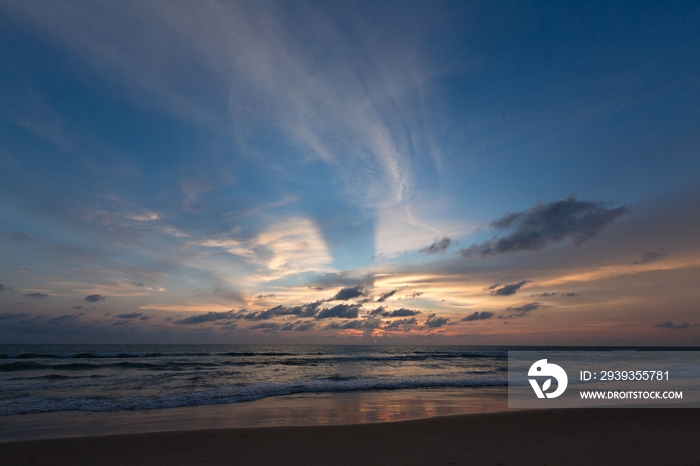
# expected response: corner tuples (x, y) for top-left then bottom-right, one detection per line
(1, 387), (507, 442)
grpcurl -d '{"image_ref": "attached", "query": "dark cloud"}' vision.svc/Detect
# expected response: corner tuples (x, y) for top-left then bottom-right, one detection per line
(461, 311), (494, 322)
(294, 321), (316, 332)
(47, 314), (80, 325)
(0, 284), (13, 294)
(84, 294), (106, 302)
(384, 317), (417, 329)
(332, 285), (366, 301)
(406, 291), (423, 298)
(24, 292), (49, 299)
(117, 312), (143, 319)
(256, 293), (276, 299)
(383, 308), (421, 317)
(564, 292), (578, 297)
(531, 292), (556, 297)
(461, 196), (629, 257)
(635, 249), (668, 264)
(132, 282), (144, 287)
(486, 283), (500, 290)
(249, 322), (280, 331)
(326, 317), (382, 330)
(367, 307), (420, 318)
(424, 313), (450, 328)
(280, 322), (295, 331)
(240, 302), (322, 320)
(315, 304), (361, 319)
(139, 315), (150, 320)
(175, 301), (328, 324)
(501, 302), (540, 318)
(654, 321), (700, 329)
(491, 281), (530, 296)
(280, 320), (316, 332)
(376, 290), (397, 302)
(419, 237), (451, 254)
(175, 310), (237, 324)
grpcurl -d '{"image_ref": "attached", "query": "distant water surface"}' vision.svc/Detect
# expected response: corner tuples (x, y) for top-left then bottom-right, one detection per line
(0, 344), (510, 416)
(1, 345), (690, 417)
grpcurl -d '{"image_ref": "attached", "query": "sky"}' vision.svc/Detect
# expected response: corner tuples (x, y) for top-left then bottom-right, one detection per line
(1, 0), (699, 345)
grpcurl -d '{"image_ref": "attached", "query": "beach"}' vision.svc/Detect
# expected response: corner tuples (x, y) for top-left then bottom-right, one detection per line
(2, 409), (698, 465)
(2, 346), (699, 464)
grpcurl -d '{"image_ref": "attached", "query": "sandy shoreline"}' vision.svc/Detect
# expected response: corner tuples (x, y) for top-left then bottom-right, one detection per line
(2, 409), (699, 465)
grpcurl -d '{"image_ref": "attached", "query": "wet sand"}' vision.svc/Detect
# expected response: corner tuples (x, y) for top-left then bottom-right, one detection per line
(2, 409), (698, 465)
(0, 388), (508, 442)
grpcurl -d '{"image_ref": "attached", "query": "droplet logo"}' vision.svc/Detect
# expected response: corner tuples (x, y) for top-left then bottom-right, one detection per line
(528, 359), (568, 399)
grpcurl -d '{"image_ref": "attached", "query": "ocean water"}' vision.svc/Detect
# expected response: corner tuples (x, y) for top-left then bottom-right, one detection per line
(0, 345), (509, 416)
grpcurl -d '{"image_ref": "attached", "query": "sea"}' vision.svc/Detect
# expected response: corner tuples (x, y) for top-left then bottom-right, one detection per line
(3, 344), (698, 442)
(0, 344), (509, 416)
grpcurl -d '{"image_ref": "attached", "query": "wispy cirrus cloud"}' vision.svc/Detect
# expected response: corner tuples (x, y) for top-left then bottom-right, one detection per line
(0, 0), (453, 231)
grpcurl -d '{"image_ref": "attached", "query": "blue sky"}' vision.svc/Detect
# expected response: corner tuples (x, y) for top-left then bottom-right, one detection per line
(1, 0), (699, 344)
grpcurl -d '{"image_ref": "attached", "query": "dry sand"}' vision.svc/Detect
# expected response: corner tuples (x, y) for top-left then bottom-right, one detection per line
(1, 409), (698, 465)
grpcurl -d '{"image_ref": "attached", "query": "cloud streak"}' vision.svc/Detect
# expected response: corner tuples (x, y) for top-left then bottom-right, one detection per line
(370, 307), (421, 317)
(461, 311), (494, 322)
(384, 317), (417, 329)
(654, 321), (700, 329)
(501, 302), (540, 318)
(491, 281), (530, 296)
(635, 249), (668, 265)
(376, 290), (397, 302)
(85, 294), (106, 302)
(175, 310), (237, 325)
(420, 237), (451, 254)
